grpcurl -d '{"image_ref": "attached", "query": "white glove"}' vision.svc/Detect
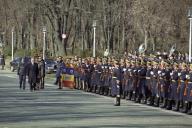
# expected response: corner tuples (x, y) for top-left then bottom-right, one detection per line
(150, 71), (154, 75)
(178, 73), (181, 76)
(186, 75), (190, 79)
(158, 71), (161, 74)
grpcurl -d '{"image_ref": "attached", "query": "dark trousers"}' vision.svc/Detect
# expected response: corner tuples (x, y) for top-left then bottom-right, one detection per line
(30, 82), (36, 91)
(40, 77), (45, 89)
(19, 75), (26, 89)
(55, 76), (62, 89)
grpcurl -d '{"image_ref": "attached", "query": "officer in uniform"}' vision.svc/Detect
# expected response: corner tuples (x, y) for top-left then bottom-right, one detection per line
(55, 56), (65, 89)
(80, 59), (86, 91)
(17, 57), (28, 90)
(112, 67), (121, 106)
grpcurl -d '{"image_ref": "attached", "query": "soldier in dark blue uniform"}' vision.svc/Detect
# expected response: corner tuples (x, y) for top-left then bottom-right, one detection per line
(146, 61), (153, 105)
(130, 60), (138, 101)
(159, 61), (171, 109)
(55, 56), (65, 89)
(126, 60), (134, 100)
(80, 59), (86, 91)
(73, 59), (79, 89)
(17, 57), (28, 90)
(169, 63), (180, 111)
(150, 61), (159, 106)
(153, 61), (162, 107)
(86, 59), (94, 92)
(187, 64), (192, 114)
(111, 60), (119, 96)
(179, 63), (188, 113)
(121, 59), (127, 99)
(107, 64), (113, 96)
(137, 60), (147, 103)
(123, 60), (129, 99)
(0, 53), (5, 70)
(99, 59), (108, 95)
(95, 58), (103, 94)
(133, 60), (141, 102)
(111, 65), (121, 106)
(102, 65), (108, 95)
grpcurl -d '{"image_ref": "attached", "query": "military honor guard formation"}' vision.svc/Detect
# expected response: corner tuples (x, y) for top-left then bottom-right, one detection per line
(5, 51), (192, 116)
(57, 53), (192, 115)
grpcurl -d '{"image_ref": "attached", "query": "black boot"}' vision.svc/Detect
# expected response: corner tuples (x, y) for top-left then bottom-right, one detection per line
(154, 97), (160, 107)
(114, 95), (121, 106)
(131, 91), (136, 101)
(121, 91), (126, 99)
(96, 86), (100, 94)
(173, 100), (180, 111)
(135, 94), (142, 103)
(92, 86), (96, 93)
(160, 98), (168, 108)
(108, 88), (112, 97)
(187, 102), (192, 115)
(148, 96), (155, 106)
(166, 100), (173, 110)
(104, 87), (108, 96)
(181, 102), (188, 113)
(126, 91), (132, 100)
(100, 87), (104, 95)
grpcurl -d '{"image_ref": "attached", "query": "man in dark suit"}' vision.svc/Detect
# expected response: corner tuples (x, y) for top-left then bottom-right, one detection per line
(37, 56), (45, 89)
(28, 57), (39, 91)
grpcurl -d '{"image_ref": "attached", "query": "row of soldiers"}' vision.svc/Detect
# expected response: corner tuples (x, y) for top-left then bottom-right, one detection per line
(17, 56), (45, 91)
(65, 56), (192, 114)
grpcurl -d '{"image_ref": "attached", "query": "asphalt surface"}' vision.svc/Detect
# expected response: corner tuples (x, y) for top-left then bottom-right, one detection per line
(0, 70), (192, 128)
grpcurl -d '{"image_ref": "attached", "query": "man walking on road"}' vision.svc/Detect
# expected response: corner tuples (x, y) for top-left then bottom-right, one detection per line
(17, 57), (28, 90)
(28, 57), (39, 91)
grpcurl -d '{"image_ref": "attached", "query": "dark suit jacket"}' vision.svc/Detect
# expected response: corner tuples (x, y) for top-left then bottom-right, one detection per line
(28, 62), (39, 84)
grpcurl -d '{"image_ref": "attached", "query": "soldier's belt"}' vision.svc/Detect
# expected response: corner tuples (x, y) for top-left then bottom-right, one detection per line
(139, 76), (146, 79)
(172, 80), (177, 82)
(146, 77), (150, 79)
(180, 80), (185, 82)
(188, 81), (192, 84)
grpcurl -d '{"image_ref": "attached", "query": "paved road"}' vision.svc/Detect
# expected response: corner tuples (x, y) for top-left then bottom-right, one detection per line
(0, 70), (192, 128)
